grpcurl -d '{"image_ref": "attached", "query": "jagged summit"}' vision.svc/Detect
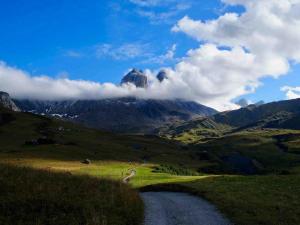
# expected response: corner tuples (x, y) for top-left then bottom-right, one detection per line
(156, 70), (168, 82)
(121, 69), (148, 88)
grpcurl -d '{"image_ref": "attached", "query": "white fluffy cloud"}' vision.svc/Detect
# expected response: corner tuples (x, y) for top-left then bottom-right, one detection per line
(142, 44), (177, 64)
(131, 0), (191, 24)
(0, 62), (132, 100)
(281, 86), (300, 99)
(1, 0), (300, 111)
(129, 0), (177, 7)
(169, 0), (300, 110)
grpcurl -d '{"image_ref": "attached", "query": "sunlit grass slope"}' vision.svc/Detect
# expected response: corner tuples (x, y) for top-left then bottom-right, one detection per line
(0, 164), (143, 225)
(0, 108), (207, 187)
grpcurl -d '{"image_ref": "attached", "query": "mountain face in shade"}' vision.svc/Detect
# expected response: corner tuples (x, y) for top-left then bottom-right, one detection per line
(157, 70), (168, 82)
(121, 69), (148, 88)
(9, 68), (218, 133)
(14, 98), (217, 133)
(213, 98), (300, 129)
(0, 91), (19, 111)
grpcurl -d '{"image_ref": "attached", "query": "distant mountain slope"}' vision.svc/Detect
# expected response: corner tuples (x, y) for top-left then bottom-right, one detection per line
(160, 98), (300, 143)
(159, 117), (231, 143)
(14, 98), (217, 133)
(213, 98), (300, 129)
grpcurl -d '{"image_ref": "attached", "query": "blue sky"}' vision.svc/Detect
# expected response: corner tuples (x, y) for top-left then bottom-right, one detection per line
(0, 0), (241, 82)
(0, 0), (300, 110)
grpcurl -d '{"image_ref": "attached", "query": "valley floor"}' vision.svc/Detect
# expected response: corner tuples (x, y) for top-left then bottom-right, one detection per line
(1, 156), (300, 225)
(1, 108), (300, 225)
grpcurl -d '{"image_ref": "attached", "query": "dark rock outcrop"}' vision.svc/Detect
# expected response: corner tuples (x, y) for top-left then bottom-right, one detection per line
(156, 70), (168, 82)
(121, 69), (148, 88)
(0, 91), (19, 111)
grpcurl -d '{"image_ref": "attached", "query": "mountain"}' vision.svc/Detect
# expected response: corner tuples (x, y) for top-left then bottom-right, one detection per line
(121, 69), (148, 88)
(161, 98), (300, 143)
(12, 69), (217, 133)
(213, 98), (300, 129)
(156, 70), (168, 82)
(235, 99), (265, 108)
(0, 91), (19, 111)
(14, 97), (217, 133)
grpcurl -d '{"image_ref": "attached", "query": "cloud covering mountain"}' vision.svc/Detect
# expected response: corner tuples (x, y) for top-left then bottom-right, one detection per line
(1, 0), (300, 111)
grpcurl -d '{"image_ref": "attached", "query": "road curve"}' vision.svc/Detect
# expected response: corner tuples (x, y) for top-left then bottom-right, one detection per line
(122, 169), (136, 183)
(141, 192), (231, 225)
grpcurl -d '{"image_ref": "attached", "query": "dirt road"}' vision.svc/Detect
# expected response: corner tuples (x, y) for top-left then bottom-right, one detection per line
(141, 192), (231, 225)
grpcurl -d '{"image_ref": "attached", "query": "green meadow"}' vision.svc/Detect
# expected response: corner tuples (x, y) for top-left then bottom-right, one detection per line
(1, 108), (300, 225)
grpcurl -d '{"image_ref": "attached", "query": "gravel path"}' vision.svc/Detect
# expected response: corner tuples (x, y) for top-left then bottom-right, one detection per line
(141, 192), (231, 225)
(122, 169), (136, 183)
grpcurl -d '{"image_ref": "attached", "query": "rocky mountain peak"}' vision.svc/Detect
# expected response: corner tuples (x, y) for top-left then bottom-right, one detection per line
(121, 69), (148, 88)
(156, 70), (168, 82)
(0, 91), (20, 111)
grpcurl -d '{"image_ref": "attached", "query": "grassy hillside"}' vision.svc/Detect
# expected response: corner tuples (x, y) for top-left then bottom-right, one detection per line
(0, 164), (143, 225)
(161, 98), (300, 145)
(159, 117), (231, 143)
(0, 107), (201, 164)
(0, 107), (205, 224)
(213, 98), (300, 128)
(0, 106), (209, 187)
(194, 129), (300, 175)
(1, 107), (300, 225)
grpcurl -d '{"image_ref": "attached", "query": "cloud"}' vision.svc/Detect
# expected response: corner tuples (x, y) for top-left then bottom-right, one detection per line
(95, 43), (151, 60)
(281, 86), (300, 99)
(235, 98), (252, 107)
(95, 43), (176, 65)
(64, 50), (83, 58)
(1, 0), (300, 111)
(129, 0), (178, 7)
(172, 1), (300, 63)
(131, 0), (191, 24)
(169, 0), (300, 110)
(142, 44), (177, 64)
(0, 46), (269, 111)
(0, 61), (133, 100)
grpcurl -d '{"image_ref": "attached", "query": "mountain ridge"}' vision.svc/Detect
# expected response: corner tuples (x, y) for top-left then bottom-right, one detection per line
(14, 97), (217, 133)
(213, 98), (300, 128)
